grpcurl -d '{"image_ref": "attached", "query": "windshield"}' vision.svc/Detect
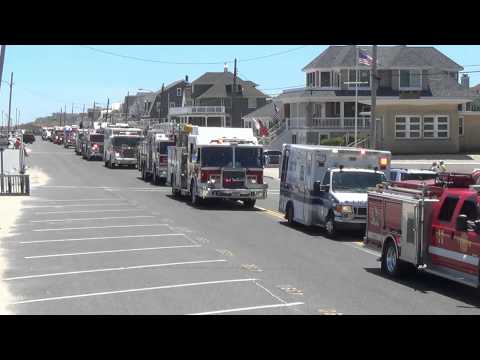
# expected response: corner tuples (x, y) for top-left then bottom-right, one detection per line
(265, 151), (281, 156)
(401, 172), (437, 181)
(235, 147), (263, 168)
(201, 147), (233, 167)
(112, 137), (141, 147)
(332, 171), (386, 193)
(90, 135), (104, 143)
(159, 141), (175, 154)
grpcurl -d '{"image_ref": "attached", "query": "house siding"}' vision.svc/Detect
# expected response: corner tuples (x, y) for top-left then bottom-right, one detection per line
(459, 113), (480, 152)
(377, 104), (460, 154)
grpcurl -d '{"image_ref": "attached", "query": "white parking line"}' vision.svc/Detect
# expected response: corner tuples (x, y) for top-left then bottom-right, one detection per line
(20, 233), (185, 244)
(26, 203), (126, 209)
(3, 259), (228, 281)
(28, 198), (124, 203)
(30, 215), (155, 223)
(189, 302), (304, 315)
(35, 209), (146, 215)
(25, 244), (201, 259)
(33, 224), (169, 232)
(9, 278), (257, 305)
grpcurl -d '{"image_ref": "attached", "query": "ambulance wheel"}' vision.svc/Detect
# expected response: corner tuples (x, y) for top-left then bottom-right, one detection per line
(381, 241), (400, 277)
(190, 182), (201, 206)
(141, 165), (146, 180)
(286, 203), (295, 226)
(324, 215), (338, 239)
(243, 199), (256, 208)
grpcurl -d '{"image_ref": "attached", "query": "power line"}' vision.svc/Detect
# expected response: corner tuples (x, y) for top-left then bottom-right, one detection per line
(80, 45), (310, 65)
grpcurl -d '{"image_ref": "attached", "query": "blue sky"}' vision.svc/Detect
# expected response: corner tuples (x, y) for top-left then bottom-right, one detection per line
(1, 45), (480, 125)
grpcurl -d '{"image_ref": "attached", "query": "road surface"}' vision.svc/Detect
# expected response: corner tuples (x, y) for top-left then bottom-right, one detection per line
(2, 139), (480, 314)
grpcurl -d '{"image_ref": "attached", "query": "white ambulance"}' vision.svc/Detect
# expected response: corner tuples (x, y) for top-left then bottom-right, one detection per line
(279, 144), (391, 237)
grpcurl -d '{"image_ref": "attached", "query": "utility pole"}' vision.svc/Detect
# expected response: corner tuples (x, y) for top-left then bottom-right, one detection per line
(231, 58), (237, 128)
(15, 108), (18, 130)
(355, 46), (359, 145)
(64, 104), (67, 126)
(125, 92), (129, 122)
(105, 98), (110, 123)
(7, 72), (13, 133)
(0, 46), (6, 133)
(71, 102), (74, 125)
(371, 45), (378, 149)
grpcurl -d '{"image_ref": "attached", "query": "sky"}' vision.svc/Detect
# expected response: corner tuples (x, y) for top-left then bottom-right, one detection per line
(1, 45), (480, 125)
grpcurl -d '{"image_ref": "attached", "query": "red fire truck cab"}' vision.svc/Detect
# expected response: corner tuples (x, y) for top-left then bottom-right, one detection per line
(365, 173), (480, 289)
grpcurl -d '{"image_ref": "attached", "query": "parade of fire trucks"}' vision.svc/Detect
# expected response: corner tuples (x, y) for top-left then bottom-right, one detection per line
(32, 120), (480, 295)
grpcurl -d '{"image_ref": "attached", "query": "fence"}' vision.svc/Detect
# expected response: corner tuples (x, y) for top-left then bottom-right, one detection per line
(0, 174), (30, 196)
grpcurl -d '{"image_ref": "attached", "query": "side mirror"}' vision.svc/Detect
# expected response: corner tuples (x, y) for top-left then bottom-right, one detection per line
(456, 214), (468, 232)
(474, 220), (480, 234)
(313, 181), (322, 194)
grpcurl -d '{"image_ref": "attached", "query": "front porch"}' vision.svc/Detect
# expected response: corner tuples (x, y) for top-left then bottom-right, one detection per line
(167, 106), (228, 127)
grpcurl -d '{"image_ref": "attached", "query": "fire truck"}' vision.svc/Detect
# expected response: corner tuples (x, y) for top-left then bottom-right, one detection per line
(167, 124), (268, 208)
(365, 173), (480, 289)
(103, 124), (143, 168)
(138, 129), (175, 185)
(52, 126), (64, 145)
(63, 126), (77, 148)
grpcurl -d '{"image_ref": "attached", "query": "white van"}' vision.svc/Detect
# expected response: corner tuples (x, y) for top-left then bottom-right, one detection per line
(279, 144), (391, 237)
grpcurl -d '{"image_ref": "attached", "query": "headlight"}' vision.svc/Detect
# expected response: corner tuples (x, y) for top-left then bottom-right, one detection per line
(115, 152), (120, 157)
(247, 176), (257, 184)
(335, 205), (353, 215)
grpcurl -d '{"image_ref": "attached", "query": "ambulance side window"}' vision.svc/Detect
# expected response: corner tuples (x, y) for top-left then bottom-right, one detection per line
(322, 171), (331, 186)
(438, 196), (459, 223)
(299, 165), (304, 181)
(459, 198), (479, 222)
(281, 150), (289, 183)
(189, 144), (194, 162)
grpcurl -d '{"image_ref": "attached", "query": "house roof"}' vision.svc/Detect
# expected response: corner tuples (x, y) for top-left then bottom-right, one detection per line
(302, 46), (463, 72)
(192, 71), (267, 99)
(243, 101), (281, 119)
(471, 84), (480, 94)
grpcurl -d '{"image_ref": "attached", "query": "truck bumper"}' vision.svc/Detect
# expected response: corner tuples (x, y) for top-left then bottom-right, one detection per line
(199, 186), (268, 200)
(333, 216), (366, 230)
(113, 158), (137, 165)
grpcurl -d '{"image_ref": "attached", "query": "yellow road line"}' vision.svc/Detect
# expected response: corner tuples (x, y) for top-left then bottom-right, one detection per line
(255, 206), (285, 220)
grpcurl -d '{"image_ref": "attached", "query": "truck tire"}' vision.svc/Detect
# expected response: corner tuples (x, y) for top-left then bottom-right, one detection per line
(152, 167), (159, 185)
(381, 240), (401, 277)
(243, 199), (256, 208)
(286, 202), (295, 226)
(190, 182), (202, 206)
(324, 214), (338, 239)
(141, 164), (146, 180)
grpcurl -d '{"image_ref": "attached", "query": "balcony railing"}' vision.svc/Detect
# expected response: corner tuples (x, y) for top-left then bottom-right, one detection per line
(287, 117), (371, 130)
(169, 106), (226, 115)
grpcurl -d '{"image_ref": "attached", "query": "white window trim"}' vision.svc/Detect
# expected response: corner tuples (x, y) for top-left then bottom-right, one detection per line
(319, 70), (340, 89)
(347, 69), (371, 90)
(398, 69), (423, 90)
(459, 116), (464, 136)
(394, 115), (422, 139)
(176, 88), (182, 97)
(422, 115), (450, 140)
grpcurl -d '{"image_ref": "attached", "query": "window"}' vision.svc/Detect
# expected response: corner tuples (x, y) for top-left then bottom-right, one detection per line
(344, 102), (355, 117)
(248, 97), (257, 109)
(169, 102), (176, 108)
(299, 165), (305, 181)
(322, 171), (331, 186)
(423, 115), (449, 139)
(459, 117), (464, 136)
(315, 71), (319, 87)
(438, 196), (459, 222)
(313, 103), (322, 117)
(459, 198), (479, 222)
(176, 88), (182, 97)
(348, 70), (370, 87)
(395, 116), (421, 138)
(320, 72), (331, 87)
(326, 102), (341, 117)
(399, 69), (422, 89)
(390, 170), (398, 181)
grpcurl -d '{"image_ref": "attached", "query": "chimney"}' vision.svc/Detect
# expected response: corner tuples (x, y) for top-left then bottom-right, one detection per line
(224, 63), (228, 73)
(461, 74), (470, 89)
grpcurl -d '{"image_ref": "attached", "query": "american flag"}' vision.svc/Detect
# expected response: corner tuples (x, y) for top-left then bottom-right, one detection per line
(358, 49), (373, 66)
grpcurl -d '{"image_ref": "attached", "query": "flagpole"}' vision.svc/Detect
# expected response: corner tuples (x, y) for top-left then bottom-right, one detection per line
(355, 45), (358, 145)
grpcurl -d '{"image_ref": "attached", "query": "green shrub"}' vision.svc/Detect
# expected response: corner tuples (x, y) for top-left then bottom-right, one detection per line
(320, 137), (345, 146)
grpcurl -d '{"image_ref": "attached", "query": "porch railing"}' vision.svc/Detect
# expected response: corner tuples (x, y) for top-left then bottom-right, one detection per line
(287, 117), (371, 130)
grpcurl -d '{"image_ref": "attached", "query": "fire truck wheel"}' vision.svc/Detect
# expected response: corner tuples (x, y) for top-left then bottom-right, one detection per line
(243, 199), (256, 208)
(381, 241), (401, 277)
(325, 214), (338, 238)
(190, 182), (201, 206)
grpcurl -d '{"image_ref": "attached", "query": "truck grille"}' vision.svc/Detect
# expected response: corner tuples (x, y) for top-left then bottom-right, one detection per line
(122, 148), (136, 158)
(223, 170), (245, 189)
(355, 207), (367, 217)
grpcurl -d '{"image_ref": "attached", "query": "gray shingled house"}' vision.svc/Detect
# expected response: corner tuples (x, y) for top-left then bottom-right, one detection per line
(168, 68), (268, 128)
(273, 45), (480, 154)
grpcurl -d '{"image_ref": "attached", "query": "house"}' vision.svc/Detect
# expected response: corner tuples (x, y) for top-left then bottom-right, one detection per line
(274, 45), (480, 154)
(124, 91), (155, 121)
(472, 83), (480, 95)
(147, 77), (189, 122)
(242, 100), (283, 130)
(167, 66), (268, 128)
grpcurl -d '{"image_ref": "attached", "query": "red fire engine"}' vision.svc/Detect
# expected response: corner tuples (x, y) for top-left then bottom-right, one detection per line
(365, 173), (480, 289)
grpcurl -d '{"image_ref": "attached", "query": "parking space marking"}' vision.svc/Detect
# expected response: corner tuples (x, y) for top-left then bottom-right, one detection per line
(9, 278), (258, 305)
(254, 281), (289, 305)
(20, 233), (186, 244)
(28, 198), (124, 203)
(189, 302), (304, 315)
(26, 203), (126, 209)
(36, 209), (146, 215)
(3, 259), (228, 281)
(25, 244), (201, 259)
(30, 215), (155, 223)
(255, 206), (285, 220)
(33, 224), (169, 232)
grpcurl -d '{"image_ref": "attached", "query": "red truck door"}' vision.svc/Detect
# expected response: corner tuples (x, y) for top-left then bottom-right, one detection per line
(430, 195), (458, 268)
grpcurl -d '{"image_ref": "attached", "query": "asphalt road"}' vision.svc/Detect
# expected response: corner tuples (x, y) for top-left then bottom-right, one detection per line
(3, 138), (480, 314)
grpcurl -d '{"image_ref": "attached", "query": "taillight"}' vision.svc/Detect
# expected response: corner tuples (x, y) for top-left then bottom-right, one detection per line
(160, 155), (167, 164)
(247, 170), (263, 184)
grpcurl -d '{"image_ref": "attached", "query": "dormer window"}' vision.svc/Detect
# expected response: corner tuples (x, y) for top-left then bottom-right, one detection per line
(399, 69), (422, 89)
